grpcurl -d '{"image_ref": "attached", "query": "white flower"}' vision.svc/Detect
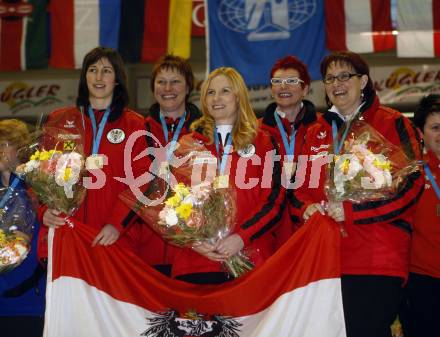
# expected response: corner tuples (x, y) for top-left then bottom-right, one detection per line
(54, 152), (83, 198)
(24, 160), (39, 173)
(165, 209), (178, 227)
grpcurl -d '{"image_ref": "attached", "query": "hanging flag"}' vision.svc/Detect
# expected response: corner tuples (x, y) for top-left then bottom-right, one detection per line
(119, 0), (192, 64)
(192, 0), (205, 37)
(207, 0), (326, 85)
(325, 0), (395, 53)
(43, 213), (345, 337)
(49, 0), (121, 69)
(0, 0), (48, 71)
(397, 0), (440, 57)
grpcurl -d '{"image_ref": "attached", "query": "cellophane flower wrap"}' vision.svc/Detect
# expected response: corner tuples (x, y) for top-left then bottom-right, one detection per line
(0, 187), (36, 273)
(16, 127), (86, 216)
(119, 135), (254, 278)
(325, 120), (419, 203)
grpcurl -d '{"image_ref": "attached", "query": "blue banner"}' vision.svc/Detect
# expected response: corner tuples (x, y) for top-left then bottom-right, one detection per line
(207, 0), (327, 85)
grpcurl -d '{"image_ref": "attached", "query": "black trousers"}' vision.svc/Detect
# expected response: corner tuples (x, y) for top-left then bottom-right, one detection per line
(400, 272), (440, 337)
(0, 316), (44, 337)
(341, 275), (403, 337)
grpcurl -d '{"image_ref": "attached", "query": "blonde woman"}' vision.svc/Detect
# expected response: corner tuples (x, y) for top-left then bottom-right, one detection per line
(0, 119), (46, 337)
(172, 67), (284, 284)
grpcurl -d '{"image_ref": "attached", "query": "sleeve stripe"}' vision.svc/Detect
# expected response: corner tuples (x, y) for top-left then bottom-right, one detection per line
(241, 137), (283, 232)
(395, 117), (416, 160)
(389, 219), (412, 234)
(353, 184), (424, 224)
(250, 202), (286, 241)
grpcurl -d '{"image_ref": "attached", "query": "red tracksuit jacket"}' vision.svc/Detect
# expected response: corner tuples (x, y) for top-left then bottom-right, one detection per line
(109, 103), (201, 267)
(38, 106), (147, 257)
(293, 95), (424, 279)
(171, 128), (285, 277)
(410, 150), (440, 278)
(259, 100), (319, 247)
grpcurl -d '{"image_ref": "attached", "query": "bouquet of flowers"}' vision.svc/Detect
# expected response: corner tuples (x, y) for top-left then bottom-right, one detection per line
(326, 120), (419, 203)
(0, 187), (36, 273)
(120, 135), (254, 278)
(16, 127), (86, 216)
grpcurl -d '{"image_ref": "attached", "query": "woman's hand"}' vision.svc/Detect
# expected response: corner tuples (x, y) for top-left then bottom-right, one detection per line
(43, 209), (66, 228)
(92, 224), (120, 247)
(326, 201), (345, 222)
(303, 202), (325, 221)
(192, 242), (226, 262)
(215, 234), (244, 259)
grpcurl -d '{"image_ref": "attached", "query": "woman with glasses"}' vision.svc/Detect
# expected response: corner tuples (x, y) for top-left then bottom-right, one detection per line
(108, 54), (201, 277)
(294, 52), (423, 337)
(171, 67), (283, 284)
(400, 94), (440, 337)
(260, 55), (319, 248)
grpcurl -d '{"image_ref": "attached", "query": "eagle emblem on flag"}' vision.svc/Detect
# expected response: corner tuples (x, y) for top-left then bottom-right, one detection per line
(141, 310), (242, 337)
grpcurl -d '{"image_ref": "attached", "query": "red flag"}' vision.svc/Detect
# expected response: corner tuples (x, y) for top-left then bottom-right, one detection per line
(44, 213), (345, 337)
(191, 0), (205, 37)
(325, 0), (395, 53)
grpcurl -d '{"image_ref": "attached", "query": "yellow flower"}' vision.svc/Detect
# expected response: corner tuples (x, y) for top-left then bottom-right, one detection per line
(63, 167), (72, 182)
(165, 194), (182, 208)
(175, 202), (192, 220)
(39, 150), (52, 161)
(340, 158), (351, 174)
(373, 158), (392, 171)
(174, 183), (190, 197)
(30, 150), (40, 161)
(0, 229), (6, 244)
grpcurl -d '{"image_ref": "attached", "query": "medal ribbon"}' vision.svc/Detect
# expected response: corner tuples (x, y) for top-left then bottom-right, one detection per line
(424, 163), (440, 200)
(0, 176), (20, 209)
(214, 128), (233, 175)
(88, 106), (111, 155)
(159, 111), (187, 161)
(274, 111), (296, 162)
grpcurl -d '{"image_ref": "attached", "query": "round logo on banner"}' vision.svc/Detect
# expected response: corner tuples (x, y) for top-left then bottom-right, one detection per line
(238, 144), (256, 158)
(107, 128), (125, 144)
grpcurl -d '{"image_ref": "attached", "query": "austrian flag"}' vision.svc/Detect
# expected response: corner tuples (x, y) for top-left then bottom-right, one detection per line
(325, 0), (395, 53)
(44, 214), (346, 337)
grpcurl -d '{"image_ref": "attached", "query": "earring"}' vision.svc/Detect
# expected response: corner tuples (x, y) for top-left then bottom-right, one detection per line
(361, 91), (365, 99)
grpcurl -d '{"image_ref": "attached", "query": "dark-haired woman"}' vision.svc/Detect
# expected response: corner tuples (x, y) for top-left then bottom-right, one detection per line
(400, 94), (440, 337)
(40, 47), (147, 249)
(108, 54), (201, 276)
(294, 52), (424, 337)
(260, 55), (319, 248)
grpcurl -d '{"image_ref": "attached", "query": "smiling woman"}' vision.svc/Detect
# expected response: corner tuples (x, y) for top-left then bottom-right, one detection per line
(107, 54), (202, 277)
(168, 67), (285, 284)
(38, 47), (148, 253)
(294, 51), (424, 337)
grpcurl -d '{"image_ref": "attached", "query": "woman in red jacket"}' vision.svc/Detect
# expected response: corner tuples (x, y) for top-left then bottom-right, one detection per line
(40, 47), (147, 248)
(294, 52), (423, 337)
(401, 94), (440, 337)
(172, 67), (284, 284)
(109, 54), (202, 276)
(259, 55), (319, 247)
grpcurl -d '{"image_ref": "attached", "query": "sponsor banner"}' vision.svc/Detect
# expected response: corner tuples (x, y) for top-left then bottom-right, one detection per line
(371, 64), (440, 105)
(0, 79), (78, 119)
